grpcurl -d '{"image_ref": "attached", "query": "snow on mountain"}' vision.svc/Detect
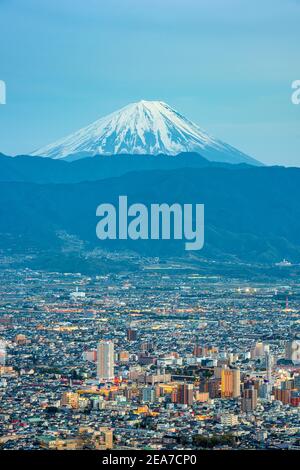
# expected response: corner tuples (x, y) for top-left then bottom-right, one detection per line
(31, 100), (260, 165)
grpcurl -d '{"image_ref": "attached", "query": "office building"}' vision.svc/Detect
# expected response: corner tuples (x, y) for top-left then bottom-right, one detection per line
(177, 383), (193, 405)
(221, 367), (241, 398)
(99, 427), (113, 449)
(97, 340), (114, 380)
(141, 386), (156, 403)
(127, 328), (137, 341)
(241, 386), (257, 412)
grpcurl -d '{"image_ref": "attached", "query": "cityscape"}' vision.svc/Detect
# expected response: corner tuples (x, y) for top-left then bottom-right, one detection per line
(1, 0), (300, 461)
(0, 256), (300, 450)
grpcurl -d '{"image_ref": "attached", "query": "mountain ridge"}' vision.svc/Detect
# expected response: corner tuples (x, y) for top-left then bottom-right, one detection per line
(1, 165), (300, 263)
(0, 152), (255, 184)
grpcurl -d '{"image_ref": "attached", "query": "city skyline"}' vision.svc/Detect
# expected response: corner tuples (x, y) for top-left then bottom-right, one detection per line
(1, 267), (300, 450)
(1, 0), (300, 458)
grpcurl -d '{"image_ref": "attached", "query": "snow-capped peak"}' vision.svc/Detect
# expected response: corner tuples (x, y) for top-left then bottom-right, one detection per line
(31, 100), (260, 165)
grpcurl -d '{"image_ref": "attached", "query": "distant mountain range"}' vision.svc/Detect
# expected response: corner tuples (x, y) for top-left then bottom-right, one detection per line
(0, 152), (252, 183)
(1, 101), (296, 269)
(1, 160), (300, 264)
(30, 100), (261, 166)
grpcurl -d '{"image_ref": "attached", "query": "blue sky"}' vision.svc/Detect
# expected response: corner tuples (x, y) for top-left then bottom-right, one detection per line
(0, 0), (299, 165)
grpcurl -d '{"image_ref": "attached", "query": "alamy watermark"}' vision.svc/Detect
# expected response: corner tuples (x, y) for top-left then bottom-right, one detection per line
(291, 80), (300, 105)
(0, 80), (6, 104)
(96, 196), (204, 251)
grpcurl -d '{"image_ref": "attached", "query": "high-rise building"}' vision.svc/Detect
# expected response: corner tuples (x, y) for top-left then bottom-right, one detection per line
(208, 377), (221, 399)
(177, 383), (193, 405)
(141, 386), (156, 403)
(221, 368), (241, 398)
(274, 387), (291, 405)
(232, 368), (241, 398)
(127, 328), (137, 341)
(258, 382), (269, 400)
(99, 427), (113, 449)
(281, 379), (294, 390)
(97, 340), (114, 380)
(241, 386), (257, 412)
(265, 351), (273, 384)
(214, 366), (223, 379)
(264, 352), (273, 400)
(0, 340), (6, 366)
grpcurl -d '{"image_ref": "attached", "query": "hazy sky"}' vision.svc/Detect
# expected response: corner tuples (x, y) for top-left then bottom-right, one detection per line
(0, 0), (299, 165)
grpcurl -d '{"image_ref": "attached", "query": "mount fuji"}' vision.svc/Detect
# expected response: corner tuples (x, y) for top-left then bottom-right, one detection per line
(31, 100), (260, 165)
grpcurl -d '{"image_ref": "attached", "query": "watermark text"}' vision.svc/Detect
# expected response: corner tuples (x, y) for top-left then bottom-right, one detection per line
(96, 196), (204, 251)
(0, 80), (6, 104)
(291, 80), (300, 105)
